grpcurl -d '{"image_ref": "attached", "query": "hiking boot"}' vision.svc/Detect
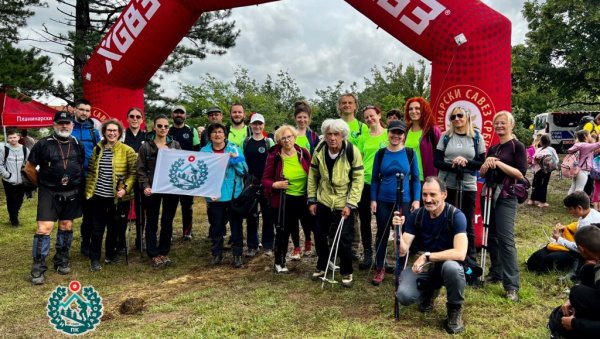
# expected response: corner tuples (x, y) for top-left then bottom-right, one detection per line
(274, 264), (289, 274)
(90, 260), (102, 272)
(31, 273), (45, 285)
(151, 256), (163, 269)
(233, 255), (243, 268)
(246, 248), (258, 258)
(212, 254), (223, 265)
(10, 219), (20, 227)
(444, 305), (465, 334)
(418, 289), (440, 313)
(56, 263), (71, 275)
(311, 270), (326, 281)
(358, 249), (373, 270)
(104, 256), (122, 265)
(485, 275), (501, 284)
(160, 255), (172, 267)
(290, 247), (302, 260)
(304, 240), (312, 256)
(372, 268), (385, 286)
(342, 274), (353, 288)
(506, 290), (519, 302)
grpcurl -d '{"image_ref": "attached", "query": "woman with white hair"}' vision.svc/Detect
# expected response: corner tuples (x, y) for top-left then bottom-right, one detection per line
(434, 106), (486, 268)
(307, 119), (364, 288)
(480, 111), (527, 301)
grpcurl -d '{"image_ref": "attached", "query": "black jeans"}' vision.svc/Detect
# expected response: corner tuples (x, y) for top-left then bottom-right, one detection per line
(314, 203), (354, 276)
(175, 195), (194, 236)
(531, 170), (551, 203)
(446, 189), (477, 266)
(208, 201), (243, 257)
(273, 194), (309, 266)
(374, 201), (410, 269)
(357, 183), (373, 254)
(89, 195), (119, 261)
(144, 193), (178, 258)
(2, 181), (24, 223)
(246, 194), (274, 250)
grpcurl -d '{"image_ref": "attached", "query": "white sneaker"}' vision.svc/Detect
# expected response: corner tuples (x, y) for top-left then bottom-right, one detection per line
(328, 261), (340, 271)
(342, 274), (353, 288)
(274, 264), (289, 274)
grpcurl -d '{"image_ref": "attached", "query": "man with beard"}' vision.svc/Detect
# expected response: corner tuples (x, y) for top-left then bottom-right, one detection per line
(169, 105), (200, 240)
(227, 103), (252, 152)
(25, 111), (85, 284)
(394, 176), (468, 334)
(71, 99), (101, 257)
(200, 106), (226, 148)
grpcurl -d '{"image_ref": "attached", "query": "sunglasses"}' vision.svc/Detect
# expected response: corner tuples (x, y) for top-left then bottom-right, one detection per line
(450, 113), (465, 121)
(156, 124), (169, 129)
(129, 114), (142, 120)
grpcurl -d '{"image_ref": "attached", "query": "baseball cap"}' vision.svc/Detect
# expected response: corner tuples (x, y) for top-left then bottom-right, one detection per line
(172, 105), (186, 114)
(250, 113), (265, 124)
(206, 106), (222, 115)
(54, 111), (72, 123)
(387, 120), (406, 133)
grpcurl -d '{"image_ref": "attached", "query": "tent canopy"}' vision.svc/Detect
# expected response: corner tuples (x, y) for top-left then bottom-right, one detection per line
(0, 92), (57, 128)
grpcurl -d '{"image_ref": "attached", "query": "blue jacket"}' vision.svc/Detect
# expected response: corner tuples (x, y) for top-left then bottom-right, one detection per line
(201, 141), (247, 202)
(71, 119), (101, 174)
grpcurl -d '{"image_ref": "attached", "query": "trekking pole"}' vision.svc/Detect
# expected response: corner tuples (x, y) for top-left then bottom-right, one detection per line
(394, 172), (405, 320)
(116, 176), (129, 265)
(479, 171), (494, 285)
(139, 186), (146, 257)
(321, 217), (344, 287)
(456, 167), (464, 210)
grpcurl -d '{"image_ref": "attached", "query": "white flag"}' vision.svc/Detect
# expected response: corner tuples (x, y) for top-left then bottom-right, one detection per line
(151, 149), (229, 197)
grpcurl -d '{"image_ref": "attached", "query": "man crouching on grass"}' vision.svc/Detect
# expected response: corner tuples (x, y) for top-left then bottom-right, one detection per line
(393, 176), (468, 334)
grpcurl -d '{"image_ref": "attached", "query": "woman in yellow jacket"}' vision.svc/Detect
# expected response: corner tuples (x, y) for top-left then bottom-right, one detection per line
(85, 119), (137, 271)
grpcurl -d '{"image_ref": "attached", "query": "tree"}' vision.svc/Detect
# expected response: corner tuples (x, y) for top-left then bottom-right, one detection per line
(35, 1), (239, 101)
(519, 0), (600, 103)
(0, 43), (53, 97)
(0, 0), (44, 43)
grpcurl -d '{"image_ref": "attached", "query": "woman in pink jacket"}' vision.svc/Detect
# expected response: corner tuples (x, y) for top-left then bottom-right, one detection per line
(567, 130), (600, 195)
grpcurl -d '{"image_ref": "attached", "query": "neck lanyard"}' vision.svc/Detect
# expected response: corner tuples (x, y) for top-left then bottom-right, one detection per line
(53, 137), (72, 170)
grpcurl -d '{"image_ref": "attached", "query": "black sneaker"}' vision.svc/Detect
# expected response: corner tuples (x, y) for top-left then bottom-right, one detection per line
(104, 256), (122, 264)
(233, 256), (243, 268)
(56, 264), (71, 275)
(358, 254), (373, 270)
(212, 254), (223, 265)
(90, 260), (102, 272)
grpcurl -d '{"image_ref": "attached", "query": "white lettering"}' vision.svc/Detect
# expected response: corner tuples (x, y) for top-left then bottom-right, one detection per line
(376, 0), (446, 35)
(123, 6), (147, 38)
(139, 0), (160, 20)
(113, 20), (134, 53)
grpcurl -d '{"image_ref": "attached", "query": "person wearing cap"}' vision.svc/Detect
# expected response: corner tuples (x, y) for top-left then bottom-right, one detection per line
(356, 105), (388, 270)
(227, 103), (252, 152)
(434, 106), (486, 270)
(370, 119), (420, 286)
(24, 111), (85, 285)
(200, 106), (225, 148)
(71, 98), (101, 258)
(243, 113), (275, 257)
(169, 104), (200, 240)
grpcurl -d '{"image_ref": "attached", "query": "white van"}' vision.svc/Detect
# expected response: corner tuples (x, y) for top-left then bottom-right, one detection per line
(532, 111), (599, 152)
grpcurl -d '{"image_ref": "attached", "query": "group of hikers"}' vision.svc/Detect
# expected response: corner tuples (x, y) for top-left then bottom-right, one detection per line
(2, 94), (599, 336)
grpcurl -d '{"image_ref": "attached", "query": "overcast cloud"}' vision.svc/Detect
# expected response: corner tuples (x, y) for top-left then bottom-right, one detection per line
(20, 0), (528, 105)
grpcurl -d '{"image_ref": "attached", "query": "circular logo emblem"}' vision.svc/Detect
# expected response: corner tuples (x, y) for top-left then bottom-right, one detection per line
(434, 85), (496, 147)
(258, 147), (266, 153)
(47, 281), (103, 335)
(169, 158), (209, 190)
(183, 133), (190, 139)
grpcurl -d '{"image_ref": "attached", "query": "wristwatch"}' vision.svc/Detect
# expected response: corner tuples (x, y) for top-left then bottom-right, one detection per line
(424, 252), (431, 262)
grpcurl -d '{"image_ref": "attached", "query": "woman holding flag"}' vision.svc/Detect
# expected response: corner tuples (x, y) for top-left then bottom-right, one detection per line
(137, 114), (181, 269)
(201, 122), (248, 268)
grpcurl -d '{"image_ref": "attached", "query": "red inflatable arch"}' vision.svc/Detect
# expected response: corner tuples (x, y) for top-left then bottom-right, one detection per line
(82, 0), (511, 145)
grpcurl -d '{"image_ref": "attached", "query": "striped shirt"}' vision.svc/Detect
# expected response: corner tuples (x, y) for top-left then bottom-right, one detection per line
(94, 149), (114, 198)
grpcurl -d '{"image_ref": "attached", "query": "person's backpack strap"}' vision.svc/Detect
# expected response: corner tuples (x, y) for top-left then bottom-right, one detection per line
(88, 121), (97, 145)
(3, 146), (9, 165)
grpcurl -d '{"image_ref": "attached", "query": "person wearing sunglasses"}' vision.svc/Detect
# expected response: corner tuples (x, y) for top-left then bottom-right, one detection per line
(122, 107), (146, 252)
(404, 97), (441, 182)
(434, 107), (486, 272)
(137, 115), (181, 268)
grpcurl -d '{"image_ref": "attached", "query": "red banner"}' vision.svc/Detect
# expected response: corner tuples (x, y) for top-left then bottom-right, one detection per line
(0, 93), (57, 128)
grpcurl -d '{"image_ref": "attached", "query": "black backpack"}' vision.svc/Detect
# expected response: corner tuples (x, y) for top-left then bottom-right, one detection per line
(374, 147), (414, 198)
(576, 115), (595, 132)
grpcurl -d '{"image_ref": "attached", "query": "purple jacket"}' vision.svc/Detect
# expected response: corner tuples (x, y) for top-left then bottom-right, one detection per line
(261, 144), (311, 209)
(420, 126), (442, 178)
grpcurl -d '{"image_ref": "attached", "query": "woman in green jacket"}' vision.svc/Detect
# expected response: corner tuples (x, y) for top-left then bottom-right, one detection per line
(86, 119), (137, 271)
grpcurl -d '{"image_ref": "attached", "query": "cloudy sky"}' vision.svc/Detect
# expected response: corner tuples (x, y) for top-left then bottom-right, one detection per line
(20, 0), (529, 105)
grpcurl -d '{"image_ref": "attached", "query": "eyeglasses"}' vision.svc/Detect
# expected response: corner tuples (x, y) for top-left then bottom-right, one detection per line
(128, 114), (142, 120)
(156, 124), (169, 129)
(280, 135), (294, 142)
(106, 129), (119, 133)
(450, 113), (465, 121)
(210, 130), (225, 135)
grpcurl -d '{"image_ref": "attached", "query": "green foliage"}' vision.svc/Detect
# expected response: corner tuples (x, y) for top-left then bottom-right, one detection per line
(0, 42), (53, 97)
(0, 0), (44, 43)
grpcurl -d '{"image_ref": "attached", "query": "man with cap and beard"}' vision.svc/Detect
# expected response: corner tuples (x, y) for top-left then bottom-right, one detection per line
(25, 111), (85, 284)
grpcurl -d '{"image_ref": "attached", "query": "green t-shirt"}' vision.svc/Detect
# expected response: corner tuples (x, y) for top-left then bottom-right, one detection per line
(406, 129), (424, 181)
(228, 126), (249, 151)
(295, 135), (311, 152)
(358, 129), (388, 184)
(345, 118), (369, 146)
(282, 153), (307, 196)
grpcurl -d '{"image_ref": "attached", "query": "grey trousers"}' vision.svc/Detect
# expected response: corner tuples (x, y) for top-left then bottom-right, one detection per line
(396, 260), (465, 306)
(487, 196), (520, 291)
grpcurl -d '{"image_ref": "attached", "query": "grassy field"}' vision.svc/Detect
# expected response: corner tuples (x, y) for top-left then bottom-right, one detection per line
(0, 174), (575, 338)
